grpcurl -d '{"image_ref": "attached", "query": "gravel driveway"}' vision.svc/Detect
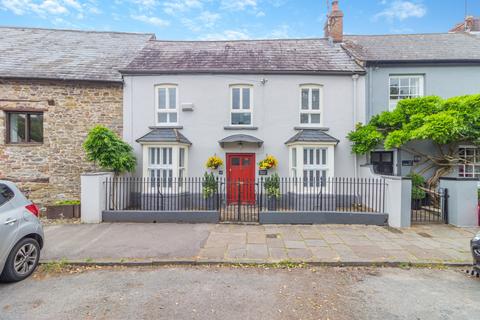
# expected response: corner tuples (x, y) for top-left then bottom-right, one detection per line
(0, 266), (479, 319)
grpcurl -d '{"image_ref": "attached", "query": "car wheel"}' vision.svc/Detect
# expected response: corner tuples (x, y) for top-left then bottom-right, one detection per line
(0, 238), (40, 283)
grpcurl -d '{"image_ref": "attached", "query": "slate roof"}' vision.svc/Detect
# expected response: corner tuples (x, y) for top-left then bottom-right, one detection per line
(0, 26), (154, 82)
(136, 128), (192, 145)
(285, 130), (339, 145)
(343, 33), (480, 64)
(121, 39), (364, 74)
(218, 134), (263, 147)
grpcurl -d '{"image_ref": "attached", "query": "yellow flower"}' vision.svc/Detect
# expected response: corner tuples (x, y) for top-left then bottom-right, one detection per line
(259, 155), (278, 170)
(206, 155), (223, 169)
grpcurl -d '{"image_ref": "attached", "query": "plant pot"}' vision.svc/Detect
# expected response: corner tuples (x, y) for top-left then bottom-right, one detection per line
(46, 204), (81, 219)
(267, 197), (279, 211)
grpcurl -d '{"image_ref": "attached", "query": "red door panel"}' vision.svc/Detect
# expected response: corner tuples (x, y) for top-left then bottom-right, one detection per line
(227, 153), (255, 204)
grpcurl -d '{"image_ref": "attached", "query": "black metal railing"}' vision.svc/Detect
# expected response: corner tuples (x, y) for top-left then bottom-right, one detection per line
(411, 187), (448, 224)
(104, 177), (387, 221)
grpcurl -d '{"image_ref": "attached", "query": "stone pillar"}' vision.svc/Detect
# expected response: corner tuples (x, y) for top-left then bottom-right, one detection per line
(384, 176), (412, 228)
(81, 172), (113, 223)
(439, 178), (479, 227)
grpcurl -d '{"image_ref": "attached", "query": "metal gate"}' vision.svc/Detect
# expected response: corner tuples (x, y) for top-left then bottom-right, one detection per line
(219, 179), (260, 223)
(411, 187), (449, 224)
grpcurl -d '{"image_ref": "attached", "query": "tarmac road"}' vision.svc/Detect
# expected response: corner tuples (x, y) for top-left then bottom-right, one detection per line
(0, 266), (479, 320)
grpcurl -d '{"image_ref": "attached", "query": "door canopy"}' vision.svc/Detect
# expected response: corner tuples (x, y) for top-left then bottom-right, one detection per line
(219, 134), (263, 148)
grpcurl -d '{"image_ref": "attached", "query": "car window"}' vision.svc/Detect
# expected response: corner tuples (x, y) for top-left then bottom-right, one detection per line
(0, 184), (15, 207)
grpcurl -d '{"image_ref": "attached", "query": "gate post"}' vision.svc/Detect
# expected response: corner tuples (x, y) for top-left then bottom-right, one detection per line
(383, 176), (412, 228)
(81, 172), (114, 223)
(237, 181), (242, 221)
(439, 178), (478, 227)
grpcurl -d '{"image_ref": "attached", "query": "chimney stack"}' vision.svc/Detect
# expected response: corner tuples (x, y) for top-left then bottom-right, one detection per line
(324, 0), (344, 43)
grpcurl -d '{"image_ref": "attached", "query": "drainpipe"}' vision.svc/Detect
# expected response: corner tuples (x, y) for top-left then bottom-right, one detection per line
(352, 74), (359, 178)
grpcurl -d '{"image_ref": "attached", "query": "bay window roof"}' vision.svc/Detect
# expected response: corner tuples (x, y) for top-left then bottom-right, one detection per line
(136, 128), (192, 145)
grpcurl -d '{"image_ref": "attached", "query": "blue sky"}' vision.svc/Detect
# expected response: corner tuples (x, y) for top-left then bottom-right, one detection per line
(0, 1), (479, 39)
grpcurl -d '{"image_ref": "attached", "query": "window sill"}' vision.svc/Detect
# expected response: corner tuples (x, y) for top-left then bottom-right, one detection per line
(149, 125), (183, 129)
(294, 126), (329, 131)
(224, 126), (258, 130)
(5, 142), (43, 147)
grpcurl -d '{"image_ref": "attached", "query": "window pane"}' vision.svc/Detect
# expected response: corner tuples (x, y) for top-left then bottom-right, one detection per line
(232, 88), (240, 109)
(301, 89), (309, 110)
(168, 148), (172, 165)
(232, 157), (240, 166)
(0, 184), (14, 206)
(9, 113), (26, 143)
(168, 88), (176, 109)
(158, 112), (167, 123)
(310, 114), (321, 124)
(390, 78), (399, 87)
(162, 148), (167, 165)
(400, 78), (409, 87)
(149, 148), (155, 165)
(29, 114), (43, 143)
(158, 88), (166, 109)
(292, 148), (297, 168)
(303, 149), (307, 165)
(315, 149), (320, 165)
(300, 113), (309, 124)
(169, 112), (177, 123)
(231, 112), (251, 125)
(179, 148), (185, 167)
(311, 89), (320, 110)
(242, 88), (250, 109)
(309, 149), (314, 165)
(322, 149), (327, 165)
(390, 86), (399, 95)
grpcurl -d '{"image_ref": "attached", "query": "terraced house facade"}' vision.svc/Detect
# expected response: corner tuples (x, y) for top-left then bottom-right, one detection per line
(0, 27), (153, 206)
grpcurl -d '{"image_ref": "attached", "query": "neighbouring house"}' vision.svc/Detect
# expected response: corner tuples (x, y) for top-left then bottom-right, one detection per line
(0, 27), (153, 206)
(450, 16), (480, 33)
(342, 32), (480, 178)
(120, 37), (365, 184)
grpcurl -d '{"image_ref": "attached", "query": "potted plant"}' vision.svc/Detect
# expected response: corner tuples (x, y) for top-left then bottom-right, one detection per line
(408, 173), (426, 210)
(205, 155), (223, 170)
(46, 200), (81, 219)
(202, 172), (218, 210)
(258, 155), (278, 171)
(264, 173), (280, 211)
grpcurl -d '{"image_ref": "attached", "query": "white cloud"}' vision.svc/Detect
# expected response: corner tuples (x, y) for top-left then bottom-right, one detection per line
(163, 0), (203, 15)
(269, 23), (290, 38)
(201, 29), (250, 40)
(0, 0), (86, 16)
(220, 0), (257, 11)
(131, 14), (170, 27)
(375, 1), (426, 21)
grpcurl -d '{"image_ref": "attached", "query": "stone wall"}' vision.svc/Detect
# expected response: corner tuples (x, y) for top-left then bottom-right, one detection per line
(0, 78), (123, 207)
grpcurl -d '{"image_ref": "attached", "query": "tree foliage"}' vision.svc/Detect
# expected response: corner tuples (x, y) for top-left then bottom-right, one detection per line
(348, 94), (480, 185)
(83, 125), (136, 174)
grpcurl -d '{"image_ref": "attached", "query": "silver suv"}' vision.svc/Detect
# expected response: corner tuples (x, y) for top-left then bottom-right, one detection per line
(0, 181), (44, 282)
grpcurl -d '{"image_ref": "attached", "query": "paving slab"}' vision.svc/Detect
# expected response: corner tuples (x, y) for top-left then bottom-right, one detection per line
(42, 223), (479, 265)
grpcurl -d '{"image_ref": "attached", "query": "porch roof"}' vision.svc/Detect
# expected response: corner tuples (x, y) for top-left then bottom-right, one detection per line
(285, 129), (339, 145)
(219, 134), (263, 148)
(136, 128), (192, 145)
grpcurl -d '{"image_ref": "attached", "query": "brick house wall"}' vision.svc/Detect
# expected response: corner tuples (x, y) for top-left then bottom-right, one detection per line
(0, 78), (123, 206)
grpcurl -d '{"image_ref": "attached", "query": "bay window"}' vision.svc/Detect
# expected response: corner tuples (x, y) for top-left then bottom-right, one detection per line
(142, 145), (189, 185)
(300, 85), (323, 126)
(289, 144), (335, 187)
(230, 85), (252, 126)
(156, 85), (178, 125)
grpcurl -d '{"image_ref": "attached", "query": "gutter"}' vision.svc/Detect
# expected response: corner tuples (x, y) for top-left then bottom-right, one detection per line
(118, 69), (367, 76)
(352, 74), (359, 179)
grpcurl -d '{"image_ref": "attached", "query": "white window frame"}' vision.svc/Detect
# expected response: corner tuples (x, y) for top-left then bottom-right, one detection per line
(155, 84), (179, 126)
(288, 143), (335, 191)
(142, 144), (189, 189)
(388, 75), (424, 110)
(299, 84), (324, 127)
(458, 146), (480, 178)
(230, 84), (253, 126)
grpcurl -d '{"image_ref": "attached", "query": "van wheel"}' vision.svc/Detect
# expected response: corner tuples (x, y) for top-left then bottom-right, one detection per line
(0, 238), (40, 283)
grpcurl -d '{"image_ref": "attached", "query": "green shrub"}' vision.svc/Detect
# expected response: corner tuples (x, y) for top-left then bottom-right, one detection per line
(83, 125), (136, 175)
(202, 172), (218, 198)
(408, 173), (426, 200)
(54, 200), (80, 205)
(264, 173), (281, 199)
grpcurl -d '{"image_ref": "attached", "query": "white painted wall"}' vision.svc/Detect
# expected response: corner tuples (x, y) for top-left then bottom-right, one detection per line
(123, 74), (365, 178)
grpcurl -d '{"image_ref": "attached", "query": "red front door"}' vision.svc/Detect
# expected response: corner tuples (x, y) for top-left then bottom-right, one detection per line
(226, 153), (256, 204)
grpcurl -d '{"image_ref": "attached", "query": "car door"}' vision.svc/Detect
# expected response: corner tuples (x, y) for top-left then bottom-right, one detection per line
(0, 183), (20, 262)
